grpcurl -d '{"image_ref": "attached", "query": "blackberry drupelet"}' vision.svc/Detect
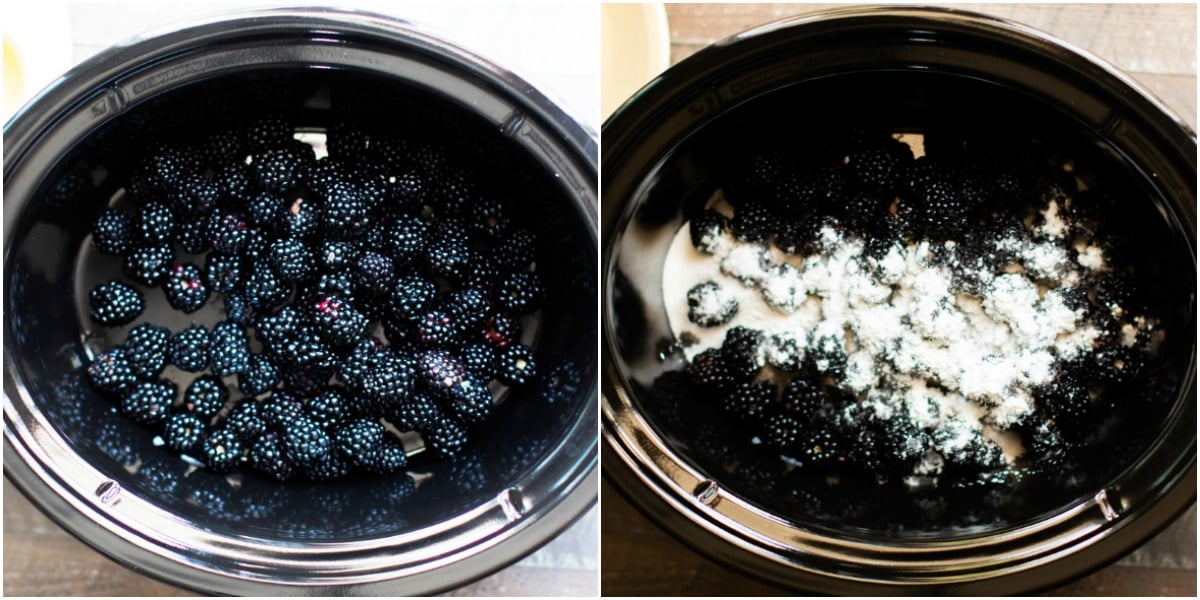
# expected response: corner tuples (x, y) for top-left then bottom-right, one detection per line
(89, 280), (145, 326)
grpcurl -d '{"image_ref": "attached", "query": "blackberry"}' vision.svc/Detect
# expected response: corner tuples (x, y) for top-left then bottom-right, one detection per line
(385, 216), (428, 266)
(175, 217), (210, 254)
(537, 359), (582, 404)
(763, 411), (804, 450)
(122, 244), (173, 286)
(467, 198), (512, 241)
(458, 343), (498, 378)
(202, 428), (245, 472)
(388, 391), (441, 432)
(316, 240), (360, 273)
(87, 347), (138, 395)
(217, 163), (254, 205)
(416, 309), (460, 347)
(418, 349), (468, 392)
(92, 208), (132, 255)
(209, 320), (251, 376)
(808, 332), (847, 377)
(1091, 346), (1145, 387)
(495, 272), (544, 315)
(497, 343), (538, 386)
(183, 374), (229, 419)
(689, 209), (729, 255)
(241, 258), (288, 311)
(797, 423), (843, 467)
(205, 209), (250, 255)
(730, 202), (774, 244)
(363, 438), (409, 474)
(780, 377), (826, 421)
(169, 176), (220, 217)
(307, 452), (353, 480)
(277, 194), (320, 240)
(202, 129), (245, 166)
(424, 229), (472, 282)
(280, 416), (331, 467)
(327, 122), (371, 162)
(847, 145), (910, 193)
(446, 287), (490, 327)
(352, 250), (396, 299)
(423, 415), (469, 459)
(162, 263), (210, 313)
(684, 348), (736, 390)
(143, 144), (199, 191)
(319, 182), (372, 236)
(337, 336), (387, 390)
(261, 391), (305, 429)
(763, 332), (805, 372)
(333, 417), (385, 466)
(358, 350), (417, 411)
(249, 432), (295, 481)
(307, 387), (357, 431)
(168, 324), (209, 372)
(203, 252), (241, 294)
(124, 323), (170, 380)
(163, 412), (207, 452)
(250, 147), (309, 194)
(720, 326), (765, 380)
(491, 228), (537, 272)
(720, 380), (775, 422)
(389, 274), (439, 321)
(245, 116), (294, 152)
(311, 295), (369, 348)
(223, 292), (257, 326)
(120, 379), (176, 425)
(437, 375), (490, 424)
(246, 191), (284, 229)
(225, 399), (267, 441)
(686, 281), (738, 327)
(268, 237), (312, 283)
(88, 280), (145, 326)
(238, 353), (280, 396)
(312, 271), (357, 301)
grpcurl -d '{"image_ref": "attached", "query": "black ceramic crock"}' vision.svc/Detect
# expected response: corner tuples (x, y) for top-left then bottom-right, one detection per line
(601, 6), (1194, 595)
(4, 8), (597, 595)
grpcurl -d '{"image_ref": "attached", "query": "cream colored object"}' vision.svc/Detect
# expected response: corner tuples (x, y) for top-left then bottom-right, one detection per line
(601, 3), (670, 120)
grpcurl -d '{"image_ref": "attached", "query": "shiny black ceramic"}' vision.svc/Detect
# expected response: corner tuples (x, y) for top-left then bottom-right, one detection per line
(602, 6), (1194, 594)
(5, 8), (597, 595)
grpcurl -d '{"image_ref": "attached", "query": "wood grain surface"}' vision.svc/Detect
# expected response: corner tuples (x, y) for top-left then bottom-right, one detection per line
(600, 3), (1196, 597)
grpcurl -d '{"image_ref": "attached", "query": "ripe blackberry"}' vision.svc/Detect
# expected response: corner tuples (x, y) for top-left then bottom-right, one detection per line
(203, 252), (241, 295)
(120, 379), (176, 425)
(780, 377), (826, 421)
(363, 438), (409, 474)
(225, 398), (267, 441)
(491, 228), (537, 272)
(1090, 346), (1145, 387)
(260, 391), (305, 429)
(383, 391), (438, 434)
(686, 281), (738, 327)
(209, 320), (251, 377)
(316, 240), (360, 274)
(246, 191), (284, 229)
(311, 295), (369, 348)
(167, 324), (209, 372)
(337, 336), (387, 390)
(720, 380), (775, 422)
(245, 116), (294, 152)
(169, 176), (220, 217)
(307, 386), (357, 431)
(446, 287), (490, 327)
(848, 145), (910, 194)
(458, 343), (498, 378)
(353, 251), (395, 298)
(385, 216), (428, 266)
(267, 237), (312, 283)
(537, 359), (582, 404)
(389, 274), (438, 321)
(496, 272), (544, 315)
(763, 412), (804, 450)
(205, 209), (250, 255)
(424, 229), (472, 281)
(423, 415), (469, 459)
(249, 431), (295, 481)
(497, 343), (538, 386)
(444, 377), (493, 424)
(319, 182), (372, 236)
(480, 311), (522, 349)
(797, 422), (843, 467)
(689, 209), (729, 255)
(88, 280), (145, 326)
(92, 208), (132, 255)
(684, 348), (736, 390)
(730, 202), (774, 244)
(358, 350), (417, 411)
(162, 263), (210, 313)
(327, 122), (371, 162)
(807, 332), (847, 377)
(418, 349), (468, 392)
(175, 217), (210, 254)
(466, 197), (512, 241)
(333, 417), (385, 466)
(124, 323), (169, 380)
(163, 412), (207, 452)
(764, 332), (804, 372)
(87, 347), (138, 395)
(223, 292), (256, 326)
(202, 428), (244, 472)
(122, 244), (173, 286)
(306, 452), (352, 481)
(720, 326), (765, 380)
(217, 163), (254, 204)
(143, 143), (199, 191)
(183, 374), (229, 419)
(250, 147), (310, 194)
(416, 309), (460, 347)
(277, 194), (321, 240)
(280, 415), (331, 467)
(238, 353), (280, 396)
(241, 258), (288, 311)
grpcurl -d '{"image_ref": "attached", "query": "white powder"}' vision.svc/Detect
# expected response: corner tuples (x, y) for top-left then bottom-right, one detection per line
(662, 199), (1127, 480)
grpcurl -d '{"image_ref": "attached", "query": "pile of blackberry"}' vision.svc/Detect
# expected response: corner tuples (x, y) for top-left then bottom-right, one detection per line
(648, 129), (1162, 529)
(83, 116), (566, 481)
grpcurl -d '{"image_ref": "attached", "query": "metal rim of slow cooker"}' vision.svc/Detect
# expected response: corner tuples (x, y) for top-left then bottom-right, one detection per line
(601, 6), (1195, 595)
(3, 7), (598, 596)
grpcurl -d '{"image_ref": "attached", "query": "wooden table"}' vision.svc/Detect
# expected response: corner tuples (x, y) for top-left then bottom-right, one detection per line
(601, 3), (1196, 596)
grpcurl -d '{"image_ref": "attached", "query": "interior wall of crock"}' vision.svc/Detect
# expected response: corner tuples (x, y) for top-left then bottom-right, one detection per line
(6, 67), (596, 541)
(606, 69), (1194, 537)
